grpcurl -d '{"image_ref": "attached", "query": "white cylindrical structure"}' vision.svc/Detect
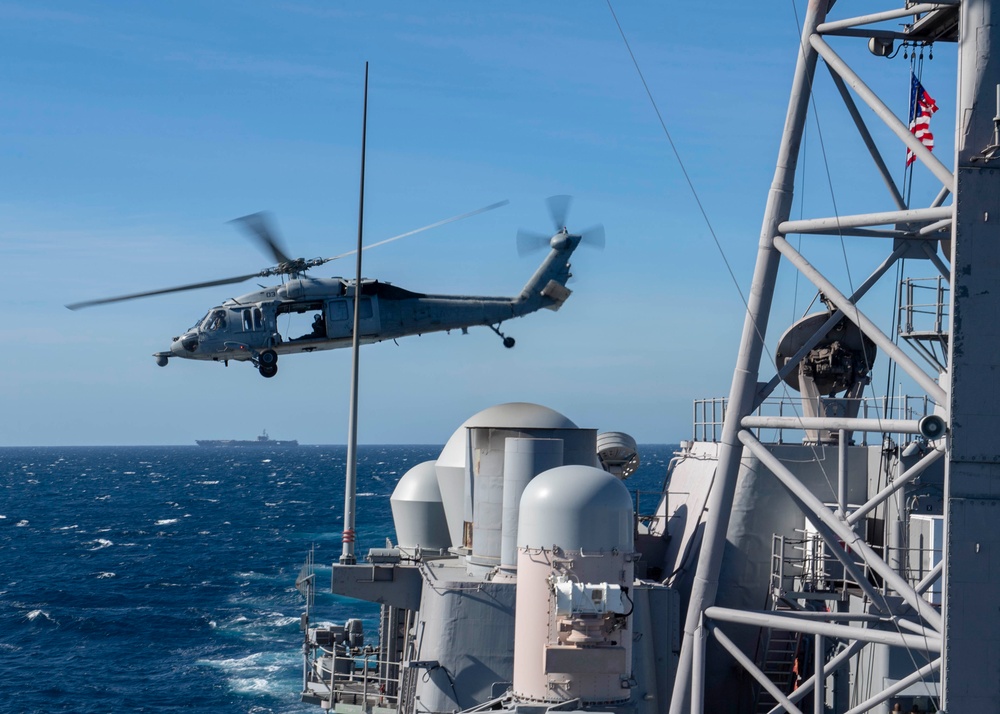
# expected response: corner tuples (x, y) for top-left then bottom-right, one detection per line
(500, 437), (564, 571)
(390, 460), (451, 552)
(513, 465), (635, 705)
(434, 403), (586, 550)
(434, 402), (597, 567)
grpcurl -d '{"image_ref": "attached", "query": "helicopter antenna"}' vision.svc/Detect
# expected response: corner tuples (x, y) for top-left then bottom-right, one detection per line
(340, 62), (368, 566)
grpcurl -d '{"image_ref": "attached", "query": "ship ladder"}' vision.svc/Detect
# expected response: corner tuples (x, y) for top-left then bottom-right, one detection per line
(377, 605), (411, 706)
(753, 608), (802, 714)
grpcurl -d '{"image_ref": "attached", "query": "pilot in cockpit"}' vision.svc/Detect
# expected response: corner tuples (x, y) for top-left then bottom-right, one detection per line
(208, 310), (226, 331)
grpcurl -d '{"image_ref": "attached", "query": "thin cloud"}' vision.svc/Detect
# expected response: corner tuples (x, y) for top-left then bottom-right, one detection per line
(0, 2), (89, 24)
(163, 49), (348, 82)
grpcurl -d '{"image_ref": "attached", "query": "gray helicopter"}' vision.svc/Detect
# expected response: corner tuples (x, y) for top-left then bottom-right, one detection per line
(67, 196), (603, 378)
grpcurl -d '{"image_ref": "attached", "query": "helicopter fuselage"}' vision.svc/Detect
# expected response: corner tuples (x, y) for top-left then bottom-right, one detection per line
(157, 232), (578, 377)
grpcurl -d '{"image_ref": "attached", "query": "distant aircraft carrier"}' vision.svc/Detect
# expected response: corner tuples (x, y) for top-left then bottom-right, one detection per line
(196, 430), (298, 447)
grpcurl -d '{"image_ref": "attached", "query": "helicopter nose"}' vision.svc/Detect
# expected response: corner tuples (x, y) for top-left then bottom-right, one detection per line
(172, 332), (199, 356)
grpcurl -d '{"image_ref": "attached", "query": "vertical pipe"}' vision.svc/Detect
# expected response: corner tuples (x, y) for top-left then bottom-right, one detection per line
(692, 615), (705, 714)
(838, 429), (848, 517)
(500, 437), (564, 570)
(669, 3), (829, 711)
(813, 634), (824, 714)
(341, 62), (368, 566)
(889, 453), (905, 576)
(463, 428), (475, 549)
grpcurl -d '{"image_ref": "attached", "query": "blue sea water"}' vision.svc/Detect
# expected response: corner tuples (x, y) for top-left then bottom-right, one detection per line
(0, 444), (674, 713)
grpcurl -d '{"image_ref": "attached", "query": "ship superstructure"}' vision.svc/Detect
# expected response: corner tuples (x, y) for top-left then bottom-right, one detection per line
(295, 2), (998, 713)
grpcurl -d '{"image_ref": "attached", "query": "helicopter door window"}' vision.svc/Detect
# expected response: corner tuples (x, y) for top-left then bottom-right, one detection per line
(242, 309), (253, 332)
(358, 297), (373, 319)
(253, 308), (263, 330)
(328, 301), (349, 322)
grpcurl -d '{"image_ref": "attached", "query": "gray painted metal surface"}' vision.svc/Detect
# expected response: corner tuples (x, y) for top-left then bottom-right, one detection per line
(665, 1), (998, 712)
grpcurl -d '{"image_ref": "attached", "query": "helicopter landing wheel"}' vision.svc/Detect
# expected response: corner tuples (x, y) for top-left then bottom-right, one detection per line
(490, 324), (515, 349)
(259, 362), (278, 378)
(259, 349), (277, 367)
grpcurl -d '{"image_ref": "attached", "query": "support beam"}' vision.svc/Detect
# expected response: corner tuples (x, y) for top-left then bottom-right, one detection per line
(739, 430), (945, 633)
(709, 625), (805, 714)
(813, 634), (825, 714)
(773, 235), (948, 406)
(766, 639), (868, 714)
(816, 3), (958, 34)
(847, 447), (945, 525)
(826, 65), (906, 210)
(810, 34), (954, 188)
(705, 607), (942, 652)
(741, 416), (927, 434)
(778, 206), (952, 234)
(843, 658), (941, 714)
(758, 241), (908, 406)
(668, 3), (830, 711)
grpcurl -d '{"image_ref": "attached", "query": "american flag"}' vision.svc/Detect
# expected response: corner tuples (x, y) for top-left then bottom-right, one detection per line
(906, 75), (938, 167)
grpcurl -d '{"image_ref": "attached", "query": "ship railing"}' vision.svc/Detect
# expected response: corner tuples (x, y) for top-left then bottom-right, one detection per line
(898, 276), (949, 373)
(772, 530), (944, 608)
(693, 394), (933, 445)
(633, 489), (664, 533)
(769, 532), (860, 603)
(307, 645), (401, 712)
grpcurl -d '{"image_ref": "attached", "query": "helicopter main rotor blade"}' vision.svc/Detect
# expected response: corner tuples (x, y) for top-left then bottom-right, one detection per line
(321, 199), (510, 264)
(516, 228), (551, 257)
(66, 272), (261, 310)
(546, 195), (573, 232)
(229, 211), (293, 265)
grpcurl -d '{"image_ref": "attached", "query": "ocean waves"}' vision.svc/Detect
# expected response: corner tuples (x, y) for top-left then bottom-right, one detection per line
(0, 443), (671, 712)
(0, 445), (439, 713)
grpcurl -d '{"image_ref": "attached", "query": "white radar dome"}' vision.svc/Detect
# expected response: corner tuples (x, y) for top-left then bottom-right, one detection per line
(436, 403), (579, 469)
(390, 461), (451, 551)
(518, 465), (634, 552)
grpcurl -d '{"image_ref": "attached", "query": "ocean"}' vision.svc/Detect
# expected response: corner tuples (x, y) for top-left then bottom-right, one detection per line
(0, 444), (675, 713)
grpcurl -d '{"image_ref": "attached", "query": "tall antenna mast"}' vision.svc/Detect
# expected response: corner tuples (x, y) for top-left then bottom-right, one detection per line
(340, 62), (368, 566)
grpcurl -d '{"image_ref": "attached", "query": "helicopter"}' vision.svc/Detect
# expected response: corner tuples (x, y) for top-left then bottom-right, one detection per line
(67, 196), (604, 378)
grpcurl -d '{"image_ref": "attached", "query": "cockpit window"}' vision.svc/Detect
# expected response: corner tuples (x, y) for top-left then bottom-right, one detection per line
(190, 311), (212, 331)
(202, 308), (227, 332)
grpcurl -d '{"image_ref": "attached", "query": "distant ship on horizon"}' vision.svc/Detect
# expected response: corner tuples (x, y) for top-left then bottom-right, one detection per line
(196, 430), (298, 447)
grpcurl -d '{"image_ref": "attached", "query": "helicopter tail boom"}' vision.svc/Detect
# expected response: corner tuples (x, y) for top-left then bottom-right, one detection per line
(513, 233), (579, 314)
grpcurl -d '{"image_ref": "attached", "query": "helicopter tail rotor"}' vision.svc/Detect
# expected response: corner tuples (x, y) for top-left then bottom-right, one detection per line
(517, 195), (605, 256)
(546, 194), (573, 232)
(578, 223), (605, 250)
(516, 228), (552, 257)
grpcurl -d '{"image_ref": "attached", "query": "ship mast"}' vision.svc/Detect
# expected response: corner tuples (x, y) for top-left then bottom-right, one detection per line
(943, 0), (1000, 707)
(671, 1), (1000, 711)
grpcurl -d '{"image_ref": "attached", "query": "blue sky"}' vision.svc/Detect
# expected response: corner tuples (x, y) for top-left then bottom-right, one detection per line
(1, 2), (954, 445)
